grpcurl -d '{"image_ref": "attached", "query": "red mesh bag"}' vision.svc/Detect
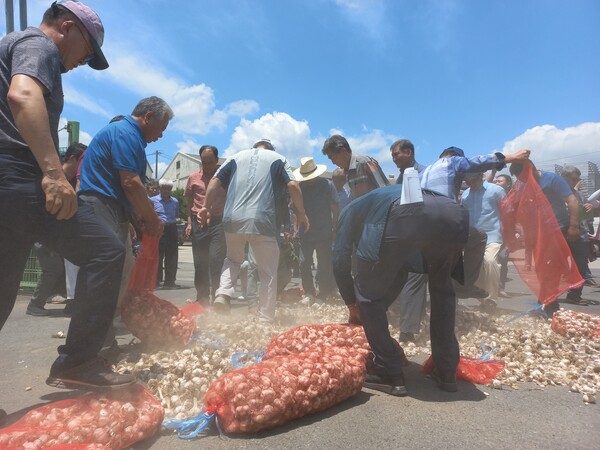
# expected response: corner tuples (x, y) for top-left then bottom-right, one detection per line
(420, 355), (505, 385)
(203, 346), (367, 433)
(499, 162), (584, 304)
(265, 323), (409, 367)
(551, 310), (600, 340)
(0, 385), (164, 449)
(121, 235), (201, 349)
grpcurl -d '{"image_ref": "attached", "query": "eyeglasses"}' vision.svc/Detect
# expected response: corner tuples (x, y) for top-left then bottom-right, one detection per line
(73, 20), (94, 64)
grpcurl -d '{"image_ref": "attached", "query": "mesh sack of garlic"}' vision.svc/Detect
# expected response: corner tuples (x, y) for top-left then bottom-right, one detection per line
(265, 322), (410, 367)
(551, 310), (600, 340)
(420, 355), (505, 385)
(164, 345), (367, 436)
(0, 384), (164, 449)
(120, 290), (200, 349)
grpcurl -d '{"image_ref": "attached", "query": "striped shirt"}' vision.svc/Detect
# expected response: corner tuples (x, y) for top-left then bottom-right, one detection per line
(346, 153), (389, 199)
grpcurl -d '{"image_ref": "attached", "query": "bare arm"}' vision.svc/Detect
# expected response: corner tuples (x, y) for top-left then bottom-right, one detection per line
(287, 180), (309, 232)
(7, 74), (76, 220)
(197, 177), (225, 226)
(486, 168), (496, 183)
(185, 192), (193, 237)
(504, 149), (531, 164)
(565, 193), (580, 242)
(119, 170), (163, 236)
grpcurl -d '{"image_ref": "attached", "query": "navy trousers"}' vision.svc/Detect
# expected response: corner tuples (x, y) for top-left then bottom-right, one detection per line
(191, 218), (226, 302)
(0, 150), (126, 369)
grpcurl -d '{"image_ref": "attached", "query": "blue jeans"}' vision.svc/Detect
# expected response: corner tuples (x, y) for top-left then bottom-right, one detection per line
(0, 150), (126, 369)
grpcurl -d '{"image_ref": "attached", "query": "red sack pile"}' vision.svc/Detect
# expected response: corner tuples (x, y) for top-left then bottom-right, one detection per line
(203, 346), (367, 433)
(265, 323), (409, 367)
(0, 384), (164, 449)
(121, 291), (198, 349)
(499, 161), (583, 304)
(121, 234), (201, 349)
(420, 355), (505, 385)
(551, 310), (600, 340)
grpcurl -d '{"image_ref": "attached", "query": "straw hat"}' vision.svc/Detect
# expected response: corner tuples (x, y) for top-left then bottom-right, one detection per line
(293, 157), (327, 181)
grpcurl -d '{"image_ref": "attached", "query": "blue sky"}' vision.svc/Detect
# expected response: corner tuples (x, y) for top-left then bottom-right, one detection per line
(4, 0), (600, 177)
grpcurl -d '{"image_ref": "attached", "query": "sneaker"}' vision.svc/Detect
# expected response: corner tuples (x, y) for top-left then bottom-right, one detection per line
(430, 367), (458, 392)
(498, 290), (511, 298)
(363, 372), (407, 397)
(46, 357), (135, 391)
(584, 278), (599, 287)
(399, 332), (415, 343)
(26, 302), (50, 317)
(300, 294), (314, 306)
(162, 283), (181, 289)
(213, 294), (231, 314)
(49, 295), (67, 304)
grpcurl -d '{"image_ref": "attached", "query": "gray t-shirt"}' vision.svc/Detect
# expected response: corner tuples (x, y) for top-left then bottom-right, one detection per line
(0, 27), (63, 152)
(216, 148), (293, 237)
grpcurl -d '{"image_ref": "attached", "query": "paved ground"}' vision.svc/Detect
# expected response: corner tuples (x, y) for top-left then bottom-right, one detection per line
(1, 243), (599, 449)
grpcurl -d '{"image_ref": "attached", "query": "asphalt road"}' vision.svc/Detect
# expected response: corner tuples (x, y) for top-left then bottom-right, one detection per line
(1, 243), (599, 449)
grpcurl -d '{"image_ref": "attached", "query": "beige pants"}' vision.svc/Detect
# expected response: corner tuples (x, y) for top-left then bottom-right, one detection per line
(475, 242), (502, 300)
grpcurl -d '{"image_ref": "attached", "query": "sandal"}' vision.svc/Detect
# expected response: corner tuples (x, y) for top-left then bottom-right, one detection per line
(565, 296), (590, 306)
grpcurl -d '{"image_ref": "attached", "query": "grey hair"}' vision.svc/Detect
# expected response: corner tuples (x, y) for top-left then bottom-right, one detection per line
(561, 165), (581, 178)
(131, 96), (174, 121)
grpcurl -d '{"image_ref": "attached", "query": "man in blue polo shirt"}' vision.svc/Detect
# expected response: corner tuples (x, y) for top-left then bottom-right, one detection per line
(44, 96), (171, 389)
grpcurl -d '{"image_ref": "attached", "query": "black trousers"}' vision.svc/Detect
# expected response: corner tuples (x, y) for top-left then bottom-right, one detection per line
(30, 243), (66, 307)
(0, 149), (126, 369)
(191, 218), (226, 302)
(158, 223), (179, 285)
(354, 194), (468, 376)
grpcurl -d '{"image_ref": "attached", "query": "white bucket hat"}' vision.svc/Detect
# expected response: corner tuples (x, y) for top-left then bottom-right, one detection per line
(293, 157), (327, 181)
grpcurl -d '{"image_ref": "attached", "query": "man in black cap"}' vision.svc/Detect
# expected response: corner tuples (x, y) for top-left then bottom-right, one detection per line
(0, 1), (159, 391)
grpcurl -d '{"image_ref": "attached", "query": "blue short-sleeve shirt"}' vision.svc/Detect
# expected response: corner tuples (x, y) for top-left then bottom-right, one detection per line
(79, 116), (148, 208)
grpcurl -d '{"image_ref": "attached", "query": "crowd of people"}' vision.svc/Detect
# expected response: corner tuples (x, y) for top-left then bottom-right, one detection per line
(0, 0), (597, 400)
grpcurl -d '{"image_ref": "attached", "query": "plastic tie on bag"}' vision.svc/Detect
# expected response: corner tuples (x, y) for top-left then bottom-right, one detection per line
(162, 406), (218, 439)
(231, 350), (265, 368)
(190, 331), (225, 349)
(479, 340), (496, 360)
(505, 303), (546, 324)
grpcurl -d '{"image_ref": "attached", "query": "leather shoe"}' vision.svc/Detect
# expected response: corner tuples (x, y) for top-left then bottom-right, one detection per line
(363, 372), (407, 397)
(430, 367), (458, 392)
(26, 303), (50, 317)
(47, 357), (135, 391)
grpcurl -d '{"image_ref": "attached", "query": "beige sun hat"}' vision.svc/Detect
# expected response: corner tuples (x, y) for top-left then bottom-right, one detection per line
(293, 157), (327, 181)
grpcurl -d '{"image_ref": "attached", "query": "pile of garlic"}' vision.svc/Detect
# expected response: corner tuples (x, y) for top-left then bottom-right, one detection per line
(116, 302), (599, 419)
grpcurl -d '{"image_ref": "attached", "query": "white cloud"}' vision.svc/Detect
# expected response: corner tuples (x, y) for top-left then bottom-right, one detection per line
(225, 100), (260, 117)
(63, 84), (113, 120)
(225, 112), (314, 165)
(501, 122), (600, 168)
(332, 0), (389, 43)
(101, 49), (259, 136)
(175, 139), (202, 155)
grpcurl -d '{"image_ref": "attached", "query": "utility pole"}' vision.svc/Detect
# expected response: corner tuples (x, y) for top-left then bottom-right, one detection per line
(66, 121), (80, 146)
(5, 0), (15, 34)
(155, 150), (159, 178)
(19, 0), (27, 31)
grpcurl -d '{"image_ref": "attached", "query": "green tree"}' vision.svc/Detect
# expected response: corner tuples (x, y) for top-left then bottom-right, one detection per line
(171, 187), (188, 222)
